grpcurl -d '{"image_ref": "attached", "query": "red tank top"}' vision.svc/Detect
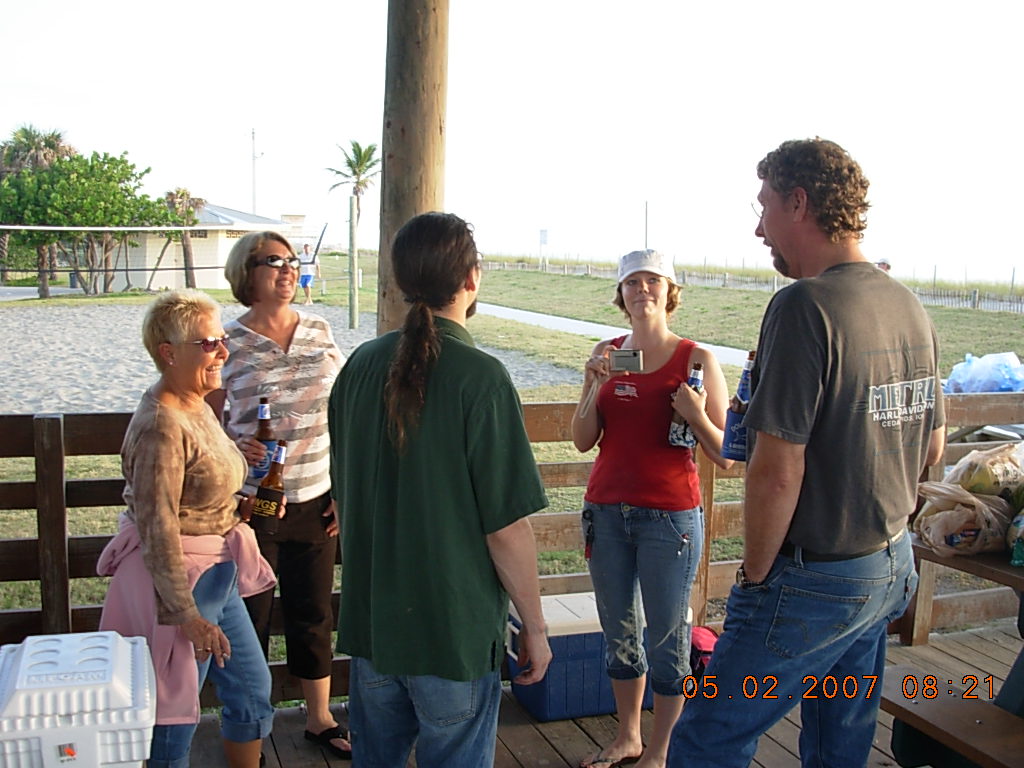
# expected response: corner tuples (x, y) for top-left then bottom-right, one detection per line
(585, 337), (701, 510)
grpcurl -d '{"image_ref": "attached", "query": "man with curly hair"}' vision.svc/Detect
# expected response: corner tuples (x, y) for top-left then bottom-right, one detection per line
(668, 138), (946, 767)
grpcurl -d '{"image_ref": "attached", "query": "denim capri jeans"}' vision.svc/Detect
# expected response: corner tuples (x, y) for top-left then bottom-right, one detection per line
(583, 502), (703, 696)
(148, 560), (275, 768)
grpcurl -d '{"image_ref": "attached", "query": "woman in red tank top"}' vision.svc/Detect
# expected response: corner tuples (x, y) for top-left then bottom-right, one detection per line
(571, 250), (732, 768)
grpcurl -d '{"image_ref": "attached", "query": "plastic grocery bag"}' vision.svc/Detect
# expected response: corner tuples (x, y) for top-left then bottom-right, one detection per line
(944, 352), (1024, 394)
(941, 442), (1024, 495)
(915, 481), (1015, 556)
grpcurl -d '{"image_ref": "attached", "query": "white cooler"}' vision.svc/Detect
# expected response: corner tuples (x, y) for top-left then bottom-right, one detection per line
(0, 631), (156, 767)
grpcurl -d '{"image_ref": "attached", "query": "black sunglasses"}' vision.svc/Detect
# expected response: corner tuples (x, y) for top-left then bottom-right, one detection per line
(254, 255), (301, 270)
(184, 335), (230, 353)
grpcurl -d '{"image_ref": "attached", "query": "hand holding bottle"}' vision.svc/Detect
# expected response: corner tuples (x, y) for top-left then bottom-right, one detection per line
(671, 380), (708, 422)
(668, 363), (703, 448)
(236, 435), (270, 466)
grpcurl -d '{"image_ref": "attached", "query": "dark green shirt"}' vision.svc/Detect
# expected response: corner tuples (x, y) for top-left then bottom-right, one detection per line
(328, 317), (548, 680)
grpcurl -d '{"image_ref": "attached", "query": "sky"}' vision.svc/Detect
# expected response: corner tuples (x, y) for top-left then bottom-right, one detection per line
(3, 0), (1022, 284)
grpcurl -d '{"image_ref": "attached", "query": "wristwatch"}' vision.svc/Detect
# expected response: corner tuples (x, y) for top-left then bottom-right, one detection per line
(735, 564), (765, 588)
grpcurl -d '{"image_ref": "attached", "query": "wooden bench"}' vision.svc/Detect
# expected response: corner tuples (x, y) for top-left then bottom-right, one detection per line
(882, 661), (1024, 768)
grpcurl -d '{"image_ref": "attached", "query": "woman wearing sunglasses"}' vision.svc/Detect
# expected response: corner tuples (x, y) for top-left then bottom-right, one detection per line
(98, 289), (277, 768)
(209, 232), (348, 759)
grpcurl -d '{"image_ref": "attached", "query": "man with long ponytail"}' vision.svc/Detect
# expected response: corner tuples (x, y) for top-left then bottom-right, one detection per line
(328, 212), (551, 767)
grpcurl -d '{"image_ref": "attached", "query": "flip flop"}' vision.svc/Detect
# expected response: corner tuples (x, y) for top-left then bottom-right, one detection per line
(304, 725), (352, 760)
(579, 750), (643, 768)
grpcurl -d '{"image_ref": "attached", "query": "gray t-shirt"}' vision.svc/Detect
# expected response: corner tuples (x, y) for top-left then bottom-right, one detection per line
(744, 261), (945, 555)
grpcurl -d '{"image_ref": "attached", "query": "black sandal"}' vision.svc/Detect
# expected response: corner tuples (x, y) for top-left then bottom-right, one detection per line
(304, 725), (352, 760)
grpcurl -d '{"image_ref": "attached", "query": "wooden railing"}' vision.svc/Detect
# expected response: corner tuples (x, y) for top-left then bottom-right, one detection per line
(1, 393), (1022, 700)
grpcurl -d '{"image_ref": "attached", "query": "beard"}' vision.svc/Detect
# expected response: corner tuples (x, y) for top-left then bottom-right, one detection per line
(466, 298), (478, 319)
(772, 251), (791, 278)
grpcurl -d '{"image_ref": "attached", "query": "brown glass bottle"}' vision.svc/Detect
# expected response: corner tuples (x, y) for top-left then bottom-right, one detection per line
(250, 440), (286, 535)
(250, 396), (275, 481)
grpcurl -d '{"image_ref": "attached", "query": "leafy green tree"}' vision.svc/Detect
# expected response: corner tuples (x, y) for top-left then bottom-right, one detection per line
(0, 152), (170, 295)
(0, 125), (76, 287)
(327, 140), (381, 223)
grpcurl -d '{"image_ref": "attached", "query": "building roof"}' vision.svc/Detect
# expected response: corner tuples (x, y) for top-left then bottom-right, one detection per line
(197, 204), (286, 229)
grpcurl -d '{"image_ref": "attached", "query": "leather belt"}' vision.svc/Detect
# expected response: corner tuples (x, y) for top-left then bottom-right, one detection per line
(779, 528), (906, 562)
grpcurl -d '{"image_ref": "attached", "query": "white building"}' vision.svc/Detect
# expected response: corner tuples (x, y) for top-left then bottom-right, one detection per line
(109, 205), (307, 292)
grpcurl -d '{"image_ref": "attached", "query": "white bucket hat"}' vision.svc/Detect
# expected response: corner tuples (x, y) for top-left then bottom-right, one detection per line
(617, 249), (678, 285)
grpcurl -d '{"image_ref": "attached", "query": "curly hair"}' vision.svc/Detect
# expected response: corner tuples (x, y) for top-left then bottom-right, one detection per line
(757, 138), (870, 243)
(384, 212), (479, 451)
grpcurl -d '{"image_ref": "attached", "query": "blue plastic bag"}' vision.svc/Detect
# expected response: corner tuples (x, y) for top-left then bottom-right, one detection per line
(944, 352), (1024, 394)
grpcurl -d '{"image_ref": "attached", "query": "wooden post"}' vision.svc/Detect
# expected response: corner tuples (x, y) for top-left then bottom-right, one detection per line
(692, 451), (718, 626)
(377, 0), (449, 334)
(34, 414), (72, 634)
(349, 195), (359, 330)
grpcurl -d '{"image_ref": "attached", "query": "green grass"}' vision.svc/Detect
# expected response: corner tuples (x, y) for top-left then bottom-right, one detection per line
(478, 268), (1023, 377)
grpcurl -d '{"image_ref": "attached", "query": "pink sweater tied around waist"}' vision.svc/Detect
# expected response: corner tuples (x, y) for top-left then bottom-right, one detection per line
(97, 513), (276, 724)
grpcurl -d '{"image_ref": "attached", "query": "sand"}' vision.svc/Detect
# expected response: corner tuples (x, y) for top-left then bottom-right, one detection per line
(0, 303), (581, 415)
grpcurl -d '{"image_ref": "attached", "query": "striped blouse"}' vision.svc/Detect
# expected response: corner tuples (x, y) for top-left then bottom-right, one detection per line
(221, 311), (345, 503)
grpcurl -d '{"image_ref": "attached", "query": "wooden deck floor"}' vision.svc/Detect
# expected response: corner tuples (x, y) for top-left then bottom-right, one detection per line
(191, 618), (1022, 767)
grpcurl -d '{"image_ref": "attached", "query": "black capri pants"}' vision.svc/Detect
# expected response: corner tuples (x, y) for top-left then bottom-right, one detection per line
(244, 490), (337, 680)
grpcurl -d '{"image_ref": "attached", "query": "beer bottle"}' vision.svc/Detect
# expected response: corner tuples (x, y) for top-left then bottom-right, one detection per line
(250, 440), (286, 535)
(250, 396), (275, 481)
(669, 363), (703, 448)
(722, 350), (756, 461)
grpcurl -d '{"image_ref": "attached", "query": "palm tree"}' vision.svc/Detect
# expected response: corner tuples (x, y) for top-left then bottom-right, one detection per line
(0, 125), (76, 287)
(165, 189), (206, 289)
(326, 140), (381, 223)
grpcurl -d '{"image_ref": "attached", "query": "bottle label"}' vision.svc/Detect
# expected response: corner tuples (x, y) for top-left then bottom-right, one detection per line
(249, 439), (277, 480)
(271, 444), (287, 464)
(257, 402), (270, 420)
(250, 487), (282, 535)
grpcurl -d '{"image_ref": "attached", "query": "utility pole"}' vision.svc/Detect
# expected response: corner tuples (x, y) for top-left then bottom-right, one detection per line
(349, 196), (359, 329)
(251, 129), (263, 214)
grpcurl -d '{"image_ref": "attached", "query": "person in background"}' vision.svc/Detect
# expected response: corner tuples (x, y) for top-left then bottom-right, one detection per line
(668, 138), (945, 767)
(875, 256), (892, 272)
(571, 249), (732, 768)
(98, 289), (276, 768)
(328, 212), (551, 767)
(299, 243), (321, 305)
(209, 232), (348, 759)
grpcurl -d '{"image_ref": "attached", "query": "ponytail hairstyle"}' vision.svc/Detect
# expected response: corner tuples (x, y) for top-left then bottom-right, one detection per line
(385, 212), (479, 451)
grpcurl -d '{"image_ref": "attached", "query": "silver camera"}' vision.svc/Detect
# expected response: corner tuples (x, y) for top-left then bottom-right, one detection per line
(609, 348), (643, 372)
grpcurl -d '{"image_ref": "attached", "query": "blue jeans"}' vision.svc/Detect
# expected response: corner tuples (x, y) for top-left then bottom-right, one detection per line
(348, 656), (502, 768)
(668, 530), (917, 768)
(584, 502), (703, 696)
(148, 561), (275, 768)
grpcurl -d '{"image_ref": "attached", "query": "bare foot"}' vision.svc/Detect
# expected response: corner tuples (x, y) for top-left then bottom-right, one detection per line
(579, 741), (644, 767)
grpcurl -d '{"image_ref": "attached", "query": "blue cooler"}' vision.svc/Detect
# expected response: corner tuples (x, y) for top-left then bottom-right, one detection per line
(507, 592), (654, 721)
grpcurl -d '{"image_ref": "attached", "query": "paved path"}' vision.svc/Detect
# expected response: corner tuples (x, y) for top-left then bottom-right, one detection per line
(477, 302), (749, 366)
(0, 286), (77, 301)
